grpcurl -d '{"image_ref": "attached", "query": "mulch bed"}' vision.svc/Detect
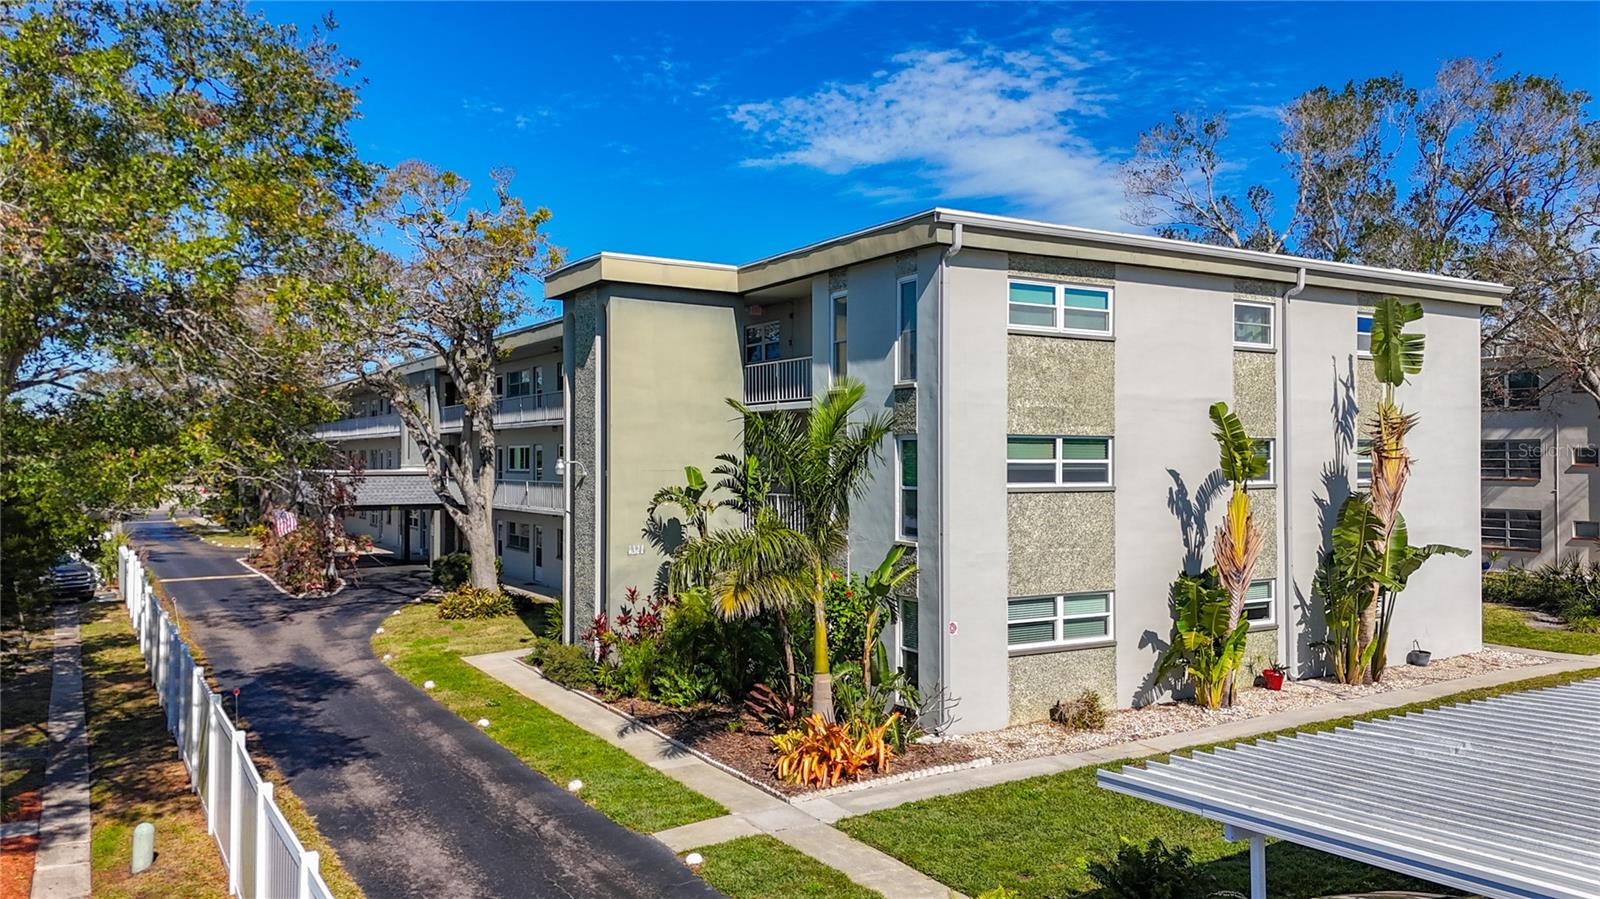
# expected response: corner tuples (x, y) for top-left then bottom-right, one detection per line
(604, 694), (977, 796)
(0, 834), (38, 899)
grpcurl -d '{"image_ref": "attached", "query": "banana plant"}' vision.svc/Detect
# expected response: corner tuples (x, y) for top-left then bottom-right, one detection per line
(1370, 512), (1467, 682)
(1360, 297), (1426, 652)
(1157, 569), (1250, 709)
(859, 544), (916, 692)
(1207, 402), (1268, 698)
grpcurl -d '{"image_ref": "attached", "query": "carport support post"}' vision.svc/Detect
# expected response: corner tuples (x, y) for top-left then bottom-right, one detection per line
(1223, 824), (1266, 899)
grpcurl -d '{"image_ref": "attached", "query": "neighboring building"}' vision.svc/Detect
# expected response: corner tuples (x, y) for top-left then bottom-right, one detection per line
(1481, 364), (1600, 569)
(321, 209), (1508, 734)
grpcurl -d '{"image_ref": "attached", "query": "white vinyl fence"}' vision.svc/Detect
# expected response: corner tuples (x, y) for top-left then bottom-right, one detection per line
(118, 546), (336, 899)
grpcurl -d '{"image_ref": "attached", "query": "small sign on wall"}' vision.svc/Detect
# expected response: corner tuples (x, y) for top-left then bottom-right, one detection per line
(626, 544), (645, 556)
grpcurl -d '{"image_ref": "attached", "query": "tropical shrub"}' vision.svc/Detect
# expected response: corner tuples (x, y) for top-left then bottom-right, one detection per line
(745, 680), (807, 732)
(1049, 689), (1108, 731)
(431, 552), (472, 589)
(1207, 401), (1267, 705)
(771, 713), (898, 788)
(1085, 837), (1206, 899)
(1484, 556), (1600, 621)
(536, 642), (597, 690)
(652, 665), (721, 708)
(1157, 569), (1249, 709)
(436, 586), (514, 619)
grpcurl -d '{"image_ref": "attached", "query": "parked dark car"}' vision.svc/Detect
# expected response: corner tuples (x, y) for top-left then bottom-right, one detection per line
(48, 557), (96, 601)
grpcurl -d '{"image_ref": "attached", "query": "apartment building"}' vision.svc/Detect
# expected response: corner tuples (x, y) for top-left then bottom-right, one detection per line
(317, 323), (568, 595)
(1481, 366), (1600, 568)
(546, 209), (1506, 734)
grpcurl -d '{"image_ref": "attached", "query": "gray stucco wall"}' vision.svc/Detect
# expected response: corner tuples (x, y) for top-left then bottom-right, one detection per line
(1007, 492), (1114, 596)
(1007, 646), (1117, 724)
(1482, 389), (1600, 568)
(1007, 336), (1116, 435)
(1233, 351), (1277, 437)
(567, 287), (600, 640)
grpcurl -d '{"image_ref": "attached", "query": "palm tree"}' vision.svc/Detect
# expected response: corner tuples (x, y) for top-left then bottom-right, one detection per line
(672, 379), (892, 720)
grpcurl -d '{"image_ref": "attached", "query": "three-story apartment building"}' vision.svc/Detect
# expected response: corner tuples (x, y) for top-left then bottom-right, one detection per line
(323, 209), (1507, 734)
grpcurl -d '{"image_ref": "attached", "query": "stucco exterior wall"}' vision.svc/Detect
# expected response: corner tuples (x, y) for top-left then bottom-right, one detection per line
(1483, 388), (1600, 568)
(1007, 336), (1116, 435)
(1232, 352), (1277, 437)
(1007, 646), (1117, 724)
(1006, 492), (1114, 596)
(567, 288), (601, 639)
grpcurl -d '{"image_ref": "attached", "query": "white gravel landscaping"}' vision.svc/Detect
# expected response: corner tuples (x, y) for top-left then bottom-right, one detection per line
(950, 649), (1550, 764)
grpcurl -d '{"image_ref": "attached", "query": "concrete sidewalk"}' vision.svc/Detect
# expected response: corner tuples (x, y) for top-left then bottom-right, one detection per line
(30, 605), (91, 899)
(465, 650), (960, 899)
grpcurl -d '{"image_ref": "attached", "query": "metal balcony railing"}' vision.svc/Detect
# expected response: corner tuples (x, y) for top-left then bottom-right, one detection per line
(745, 493), (806, 532)
(440, 393), (565, 431)
(493, 479), (563, 514)
(743, 357), (812, 405)
(313, 412), (402, 441)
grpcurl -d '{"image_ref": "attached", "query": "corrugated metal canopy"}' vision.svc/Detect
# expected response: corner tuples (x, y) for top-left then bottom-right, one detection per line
(1098, 678), (1600, 899)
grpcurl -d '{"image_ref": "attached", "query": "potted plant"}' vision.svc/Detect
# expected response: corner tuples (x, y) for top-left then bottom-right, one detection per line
(1261, 664), (1287, 691)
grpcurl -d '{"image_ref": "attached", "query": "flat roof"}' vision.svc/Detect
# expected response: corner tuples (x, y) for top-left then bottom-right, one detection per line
(545, 208), (1510, 306)
(1097, 677), (1600, 899)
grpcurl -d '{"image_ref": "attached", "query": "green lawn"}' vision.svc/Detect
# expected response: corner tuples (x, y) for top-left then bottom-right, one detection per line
(371, 601), (726, 833)
(689, 836), (882, 899)
(839, 665), (1600, 898)
(173, 517), (258, 549)
(1483, 602), (1600, 655)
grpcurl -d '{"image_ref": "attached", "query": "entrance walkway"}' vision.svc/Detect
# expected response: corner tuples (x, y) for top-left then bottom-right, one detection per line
(30, 606), (91, 899)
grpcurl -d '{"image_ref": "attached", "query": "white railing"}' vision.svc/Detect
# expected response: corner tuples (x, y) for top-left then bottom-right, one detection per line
(743, 357), (812, 405)
(117, 546), (336, 899)
(440, 393), (565, 432)
(493, 479), (563, 513)
(746, 493), (806, 531)
(314, 412), (402, 441)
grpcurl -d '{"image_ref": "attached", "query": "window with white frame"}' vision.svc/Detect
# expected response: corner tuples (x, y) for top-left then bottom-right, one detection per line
(506, 521), (531, 552)
(507, 445), (531, 472)
(1356, 438), (1373, 486)
(1249, 439), (1275, 486)
(534, 525), (544, 567)
(897, 437), (918, 541)
(1481, 439), (1541, 480)
(534, 446), (545, 481)
(899, 597), (919, 684)
(506, 369), (531, 398)
(831, 294), (848, 379)
(1576, 444), (1599, 467)
(1575, 521), (1599, 541)
(1244, 579), (1275, 624)
(1007, 281), (1113, 336)
(1482, 508), (1541, 551)
(534, 366), (545, 395)
(1356, 311), (1374, 356)
(745, 322), (781, 365)
(1007, 592), (1113, 649)
(897, 277), (918, 382)
(1233, 301), (1274, 349)
(1007, 436), (1112, 487)
(1484, 370), (1541, 409)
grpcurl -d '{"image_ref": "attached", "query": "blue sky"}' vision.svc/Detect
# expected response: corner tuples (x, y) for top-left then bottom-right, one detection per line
(264, 1), (1599, 269)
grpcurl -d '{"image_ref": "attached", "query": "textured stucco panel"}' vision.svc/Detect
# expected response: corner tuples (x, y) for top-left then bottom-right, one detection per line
(893, 387), (917, 435)
(1232, 351), (1278, 436)
(1233, 278), (1281, 301)
(895, 252), (918, 277)
(1252, 488), (1278, 577)
(1243, 630), (1280, 677)
(1007, 491), (1115, 596)
(1007, 254), (1115, 285)
(1007, 336), (1115, 435)
(828, 269), (848, 292)
(1356, 362), (1381, 429)
(1007, 646), (1118, 724)
(569, 287), (600, 636)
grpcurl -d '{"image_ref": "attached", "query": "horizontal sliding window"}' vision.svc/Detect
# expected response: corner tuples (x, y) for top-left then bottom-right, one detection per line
(1007, 280), (1113, 336)
(1243, 579), (1275, 624)
(1008, 592), (1113, 649)
(1481, 439), (1541, 480)
(1482, 508), (1540, 551)
(1007, 436), (1112, 487)
(1576, 521), (1600, 541)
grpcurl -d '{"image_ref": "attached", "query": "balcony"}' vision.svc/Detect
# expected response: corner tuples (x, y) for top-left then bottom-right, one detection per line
(743, 357), (812, 406)
(314, 412), (402, 441)
(746, 493), (806, 531)
(441, 393), (565, 432)
(493, 478), (563, 514)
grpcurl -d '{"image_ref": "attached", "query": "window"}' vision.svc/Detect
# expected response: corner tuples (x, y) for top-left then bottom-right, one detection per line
(443, 380), (460, 406)
(1007, 436), (1112, 487)
(1481, 439), (1541, 480)
(1249, 439), (1275, 486)
(897, 437), (918, 541)
(556, 528), (564, 560)
(1573, 444), (1598, 467)
(1008, 281), (1112, 336)
(1575, 521), (1600, 541)
(506, 369), (531, 398)
(556, 360), (564, 389)
(385, 508), (393, 525)
(1487, 370), (1541, 409)
(387, 449), (396, 469)
(897, 277), (918, 382)
(831, 294), (848, 379)
(534, 526), (544, 567)
(506, 521), (531, 552)
(506, 446), (531, 472)
(899, 597), (919, 684)
(1356, 439), (1373, 486)
(1243, 579), (1275, 625)
(534, 366), (545, 396)
(1482, 509), (1541, 551)
(1356, 311), (1374, 356)
(1233, 301), (1274, 349)
(745, 322), (781, 365)
(494, 374), (505, 397)
(1007, 592), (1113, 649)
(534, 446), (545, 481)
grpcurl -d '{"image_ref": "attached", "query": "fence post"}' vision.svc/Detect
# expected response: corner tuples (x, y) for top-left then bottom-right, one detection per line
(228, 730), (245, 895)
(298, 850), (320, 899)
(255, 781), (273, 899)
(205, 696), (222, 836)
(189, 666), (207, 778)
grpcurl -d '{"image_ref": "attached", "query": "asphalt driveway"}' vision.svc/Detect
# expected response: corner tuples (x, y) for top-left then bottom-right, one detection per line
(126, 515), (719, 899)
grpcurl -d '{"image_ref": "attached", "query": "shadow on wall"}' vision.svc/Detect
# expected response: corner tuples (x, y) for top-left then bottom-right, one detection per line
(640, 515), (681, 598)
(1300, 356), (1360, 678)
(1132, 466), (1229, 706)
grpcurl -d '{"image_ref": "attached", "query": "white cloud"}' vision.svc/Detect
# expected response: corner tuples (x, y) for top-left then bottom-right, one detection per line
(729, 46), (1129, 228)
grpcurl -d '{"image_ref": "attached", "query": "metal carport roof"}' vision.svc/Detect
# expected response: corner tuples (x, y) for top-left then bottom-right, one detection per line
(1097, 678), (1600, 899)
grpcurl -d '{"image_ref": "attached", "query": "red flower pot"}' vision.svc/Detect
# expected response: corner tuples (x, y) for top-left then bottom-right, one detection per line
(1261, 669), (1285, 691)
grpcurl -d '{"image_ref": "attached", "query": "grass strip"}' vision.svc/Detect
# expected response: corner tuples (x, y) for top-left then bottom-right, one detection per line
(373, 603), (726, 833)
(687, 835), (882, 899)
(840, 664), (1600, 898)
(1482, 602), (1600, 655)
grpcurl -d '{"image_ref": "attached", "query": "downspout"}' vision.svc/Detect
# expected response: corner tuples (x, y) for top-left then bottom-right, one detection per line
(937, 221), (963, 729)
(1278, 267), (1306, 676)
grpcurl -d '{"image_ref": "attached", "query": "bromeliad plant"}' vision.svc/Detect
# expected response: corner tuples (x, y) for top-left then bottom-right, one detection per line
(1156, 569), (1250, 709)
(1207, 401), (1268, 704)
(771, 712), (899, 788)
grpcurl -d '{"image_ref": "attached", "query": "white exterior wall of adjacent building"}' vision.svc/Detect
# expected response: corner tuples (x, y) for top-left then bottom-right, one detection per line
(1483, 383), (1600, 569)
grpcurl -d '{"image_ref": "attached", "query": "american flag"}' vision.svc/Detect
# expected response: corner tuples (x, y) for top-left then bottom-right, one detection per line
(269, 509), (299, 537)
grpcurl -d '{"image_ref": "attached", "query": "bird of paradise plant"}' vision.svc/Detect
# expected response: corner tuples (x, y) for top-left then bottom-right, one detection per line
(1207, 401), (1268, 703)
